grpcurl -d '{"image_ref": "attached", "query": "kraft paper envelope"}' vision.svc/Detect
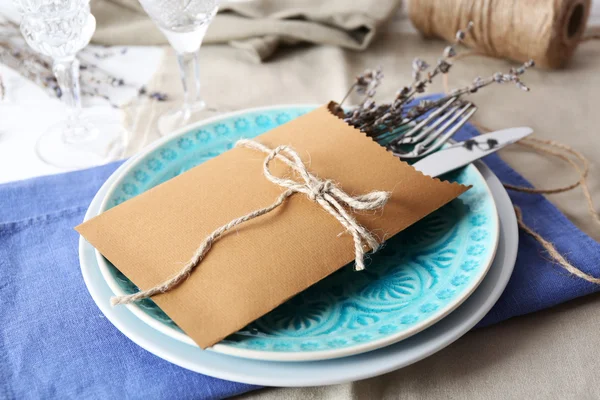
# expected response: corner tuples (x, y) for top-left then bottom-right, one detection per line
(76, 104), (468, 349)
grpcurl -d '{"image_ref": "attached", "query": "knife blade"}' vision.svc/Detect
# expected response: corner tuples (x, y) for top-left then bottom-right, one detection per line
(412, 127), (533, 178)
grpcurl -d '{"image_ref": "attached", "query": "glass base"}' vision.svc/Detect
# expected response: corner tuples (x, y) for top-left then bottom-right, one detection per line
(35, 115), (127, 169)
(157, 101), (208, 136)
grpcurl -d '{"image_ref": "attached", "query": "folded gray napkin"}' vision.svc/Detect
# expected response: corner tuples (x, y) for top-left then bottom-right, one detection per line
(90, 0), (401, 62)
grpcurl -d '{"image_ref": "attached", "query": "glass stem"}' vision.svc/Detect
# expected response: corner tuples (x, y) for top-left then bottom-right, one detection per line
(53, 57), (85, 142)
(177, 49), (204, 121)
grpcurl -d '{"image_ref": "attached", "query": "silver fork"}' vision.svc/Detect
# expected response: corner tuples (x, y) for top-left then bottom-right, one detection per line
(388, 98), (477, 159)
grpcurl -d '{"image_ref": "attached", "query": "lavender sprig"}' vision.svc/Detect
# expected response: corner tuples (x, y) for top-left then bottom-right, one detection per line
(338, 22), (533, 143)
(0, 18), (168, 107)
(338, 66), (384, 111)
(391, 22), (474, 111)
(340, 22), (477, 134)
(449, 59), (535, 96)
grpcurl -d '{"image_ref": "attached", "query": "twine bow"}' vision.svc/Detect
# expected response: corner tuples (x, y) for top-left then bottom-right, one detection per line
(111, 139), (390, 306)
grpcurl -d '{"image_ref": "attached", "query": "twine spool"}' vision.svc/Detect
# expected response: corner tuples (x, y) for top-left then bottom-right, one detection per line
(407, 0), (591, 68)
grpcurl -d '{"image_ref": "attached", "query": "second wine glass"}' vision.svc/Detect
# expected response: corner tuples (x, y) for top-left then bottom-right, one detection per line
(138, 0), (220, 135)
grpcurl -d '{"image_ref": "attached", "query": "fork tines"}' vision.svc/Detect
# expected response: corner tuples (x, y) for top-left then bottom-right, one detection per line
(389, 99), (477, 159)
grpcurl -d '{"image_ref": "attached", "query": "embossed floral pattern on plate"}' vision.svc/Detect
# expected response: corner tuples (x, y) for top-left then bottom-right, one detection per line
(97, 105), (498, 361)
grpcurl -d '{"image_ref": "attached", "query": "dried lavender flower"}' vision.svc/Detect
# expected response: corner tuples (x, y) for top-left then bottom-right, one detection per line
(437, 59), (451, 74)
(150, 91), (169, 101)
(455, 21), (474, 42)
(414, 81), (427, 93)
(340, 22), (474, 119)
(516, 81), (530, 91)
(0, 18), (167, 107)
(447, 60), (534, 98)
(395, 87), (410, 101)
(412, 58), (429, 71)
(355, 67), (383, 93)
(340, 22), (532, 141)
(443, 46), (457, 58)
(337, 66), (384, 110)
(411, 58), (430, 81)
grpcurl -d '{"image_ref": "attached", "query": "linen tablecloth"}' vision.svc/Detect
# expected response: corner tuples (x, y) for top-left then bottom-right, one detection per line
(2, 115), (600, 399)
(91, 0), (401, 62)
(2, 24), (600, 400)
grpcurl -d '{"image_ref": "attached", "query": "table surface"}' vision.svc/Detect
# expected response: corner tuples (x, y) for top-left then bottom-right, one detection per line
(2, 8), (600, 400)
(233, 30), (600, 399)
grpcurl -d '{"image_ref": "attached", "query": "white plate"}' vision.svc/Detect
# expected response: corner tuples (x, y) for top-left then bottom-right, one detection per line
(79, 157), (517, 386)
(92, 105), (499, 361)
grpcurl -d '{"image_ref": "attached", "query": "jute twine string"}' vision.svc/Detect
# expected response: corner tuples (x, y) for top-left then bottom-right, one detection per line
(442, 63), (600, 284)
(111, 139), (390, 305)
(408, 0), (592, 68)
(514, 206), (600, 284)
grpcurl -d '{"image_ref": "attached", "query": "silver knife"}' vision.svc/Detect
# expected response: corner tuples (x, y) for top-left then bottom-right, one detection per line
(412, 127), (533, 178)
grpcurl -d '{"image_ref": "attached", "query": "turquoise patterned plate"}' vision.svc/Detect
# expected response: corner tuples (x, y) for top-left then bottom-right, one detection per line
(96, 105), (499, 362)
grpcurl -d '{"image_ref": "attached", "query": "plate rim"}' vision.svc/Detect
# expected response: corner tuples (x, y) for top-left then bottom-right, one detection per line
(93, 104), (500, 361)
(79, 157), (517, 386)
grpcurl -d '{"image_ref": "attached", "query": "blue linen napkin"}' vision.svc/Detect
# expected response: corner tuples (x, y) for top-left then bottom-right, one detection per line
(0, 162), (259, 400)
(2, 124), (600, 399)
(454, 123), (600, 326)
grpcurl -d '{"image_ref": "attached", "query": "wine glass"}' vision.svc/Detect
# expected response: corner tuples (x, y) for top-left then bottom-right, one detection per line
(14, 0), (127, 169)
(137, 0), (219, 135)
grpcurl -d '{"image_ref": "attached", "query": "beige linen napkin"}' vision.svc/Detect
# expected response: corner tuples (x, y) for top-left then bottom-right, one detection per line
(90, 0), (401, 62)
